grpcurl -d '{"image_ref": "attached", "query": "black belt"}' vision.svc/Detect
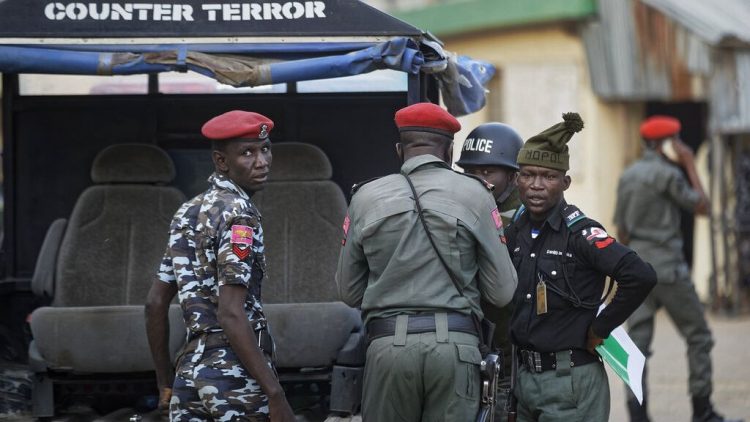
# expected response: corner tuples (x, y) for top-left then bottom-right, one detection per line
(198, 328), (274, 356)
(518, 348), (600, 373)
(366, 312), (478, 343)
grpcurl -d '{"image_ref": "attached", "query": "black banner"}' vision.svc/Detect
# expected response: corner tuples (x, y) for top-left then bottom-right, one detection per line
(0, 0), (421, 38)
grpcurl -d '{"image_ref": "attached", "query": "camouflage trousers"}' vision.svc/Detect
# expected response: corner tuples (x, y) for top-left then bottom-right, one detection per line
(171, 339), (273, 421)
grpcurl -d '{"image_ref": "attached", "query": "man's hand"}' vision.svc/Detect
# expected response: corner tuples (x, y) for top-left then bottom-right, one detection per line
(670, 138), (710, 215)
(268, 392), (296, 422)
(672, 138), (695, 168)
(158, 387), (172, 417)
(586, 326), (604, 356)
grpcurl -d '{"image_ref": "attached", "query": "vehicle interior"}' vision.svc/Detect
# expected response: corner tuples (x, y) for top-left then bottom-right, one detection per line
(0, 71), (429, 418)
(0, 1), (491, 418)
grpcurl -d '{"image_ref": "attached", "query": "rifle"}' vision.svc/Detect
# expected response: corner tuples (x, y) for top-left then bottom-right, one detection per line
(476, 352), (501, 422)
(506, 345), (518, 422)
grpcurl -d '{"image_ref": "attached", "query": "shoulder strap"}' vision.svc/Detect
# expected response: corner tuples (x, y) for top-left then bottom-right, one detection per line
(454, 170), (495, 192)
(512, 204), (526, 223)
(402, 173), (465, 297)
(350, 176), (381, 196)
(561, 204), (590, 232)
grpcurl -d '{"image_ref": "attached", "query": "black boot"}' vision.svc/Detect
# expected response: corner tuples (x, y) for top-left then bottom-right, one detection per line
(691, 396), (745, 422)
(627, 398), (650, 422)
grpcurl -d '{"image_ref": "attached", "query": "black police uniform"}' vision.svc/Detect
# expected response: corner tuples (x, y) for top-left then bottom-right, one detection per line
(506, 200), (656, 419)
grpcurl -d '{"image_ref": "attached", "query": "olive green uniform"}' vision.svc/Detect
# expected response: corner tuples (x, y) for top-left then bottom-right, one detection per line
(336, 154), (518, 422)
(497, 187), (522, 228)
(482, 187), (522, 422)
(615, 148), (713, 404)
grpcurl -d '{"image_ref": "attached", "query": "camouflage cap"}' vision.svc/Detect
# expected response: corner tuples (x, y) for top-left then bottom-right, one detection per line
(517, 112), (584, 172)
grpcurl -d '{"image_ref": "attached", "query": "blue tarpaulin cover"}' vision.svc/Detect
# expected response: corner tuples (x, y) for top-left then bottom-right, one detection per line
(0, 38), (494, 115)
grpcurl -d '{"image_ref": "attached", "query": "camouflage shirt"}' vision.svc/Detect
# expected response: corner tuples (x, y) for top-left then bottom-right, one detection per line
(158, 172), (267, 341)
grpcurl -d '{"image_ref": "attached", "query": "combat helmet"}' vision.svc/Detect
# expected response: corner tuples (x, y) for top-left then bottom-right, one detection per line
(455, 122), (523, 170)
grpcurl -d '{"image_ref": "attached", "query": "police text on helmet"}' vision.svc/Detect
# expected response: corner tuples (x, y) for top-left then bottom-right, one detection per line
(44, 2), (326, 21)
(462, 138), (493, 154)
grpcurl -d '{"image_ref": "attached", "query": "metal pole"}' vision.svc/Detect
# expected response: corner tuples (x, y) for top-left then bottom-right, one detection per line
(407, 72), (421, 105)
(732, 137), (744, 314)
(709, 134), (720, 310)
(718, 135), (732, 312)
(1, 73), (19, 277)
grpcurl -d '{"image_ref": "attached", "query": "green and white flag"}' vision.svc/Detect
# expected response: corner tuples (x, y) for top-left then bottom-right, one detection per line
(596, 305), (646, 403)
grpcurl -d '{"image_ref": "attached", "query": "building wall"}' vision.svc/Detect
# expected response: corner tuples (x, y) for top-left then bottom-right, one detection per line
(446, 26), (641, 230)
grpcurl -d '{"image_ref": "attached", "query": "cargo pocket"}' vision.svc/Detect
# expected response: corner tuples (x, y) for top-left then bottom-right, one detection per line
(454, 343), (482, 399)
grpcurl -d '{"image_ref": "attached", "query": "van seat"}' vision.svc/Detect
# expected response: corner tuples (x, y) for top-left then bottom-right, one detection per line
(28, 144), (185, 416)
(253, 143), (364, 414)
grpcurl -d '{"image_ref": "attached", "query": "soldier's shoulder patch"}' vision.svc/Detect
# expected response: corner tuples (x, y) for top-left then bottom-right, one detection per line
(351, 177), (382, 196)
(581, 226), (615, 249)
(491, 207), (503, 230)
(231, 224), (253, 245)
(341, 214), (351, 245)
(231, 224), (253, 260)
(455, 171), (494, 191)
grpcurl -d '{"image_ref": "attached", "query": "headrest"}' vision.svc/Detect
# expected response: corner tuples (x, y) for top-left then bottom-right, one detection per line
(269, 143), (332, 182)
(91, 144), (176, 184)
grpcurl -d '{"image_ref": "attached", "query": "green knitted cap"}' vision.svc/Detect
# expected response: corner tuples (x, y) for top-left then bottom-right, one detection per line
(517, 112), (584, 171)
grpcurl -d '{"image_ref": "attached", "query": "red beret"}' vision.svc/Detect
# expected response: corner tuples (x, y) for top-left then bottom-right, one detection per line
(201, 110), (274, 141)
(640, 115), (681, 140)
(395, 103), (461, 138)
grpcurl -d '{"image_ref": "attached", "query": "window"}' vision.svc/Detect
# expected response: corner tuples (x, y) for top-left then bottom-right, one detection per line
(18, 71), (288, 96)
(158, 71), (286, 94)
(19, 74), (149, 95)
(297, 69), (407, 93)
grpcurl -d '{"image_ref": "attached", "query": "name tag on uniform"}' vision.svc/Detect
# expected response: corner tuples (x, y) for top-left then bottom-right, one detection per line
(536, 279), (548, 315)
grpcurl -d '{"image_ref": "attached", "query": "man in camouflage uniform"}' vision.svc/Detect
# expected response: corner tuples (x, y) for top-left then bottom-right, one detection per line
(456, 122), (524, 422)
(145, 110), (295, 422)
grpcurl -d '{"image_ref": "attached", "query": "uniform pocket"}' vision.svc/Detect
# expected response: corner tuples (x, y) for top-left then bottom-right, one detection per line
(454, 343), (482, 399)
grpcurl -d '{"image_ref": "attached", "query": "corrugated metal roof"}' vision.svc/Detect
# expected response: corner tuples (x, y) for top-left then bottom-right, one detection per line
(710, 51), (750, 134)
(583, 0), (706, 101)
(584, 0), (750, 133)
(642, 0), (750, 47)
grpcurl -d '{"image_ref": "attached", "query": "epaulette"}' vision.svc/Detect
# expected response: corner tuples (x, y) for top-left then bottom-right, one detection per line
(454, 170), (495, 192)
(562, 204), (591, 231)
(350, 177), (381, 196)
(512, 205), (526, 223)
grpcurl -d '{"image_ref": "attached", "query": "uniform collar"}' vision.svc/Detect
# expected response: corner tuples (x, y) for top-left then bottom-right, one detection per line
(498, 186), (520, 211)
(208, 172), (251, 201)
(518, 199), (566, 232)
(643, 148), (664, 162)
(400, 154), (451, 175)
(545, 200), (566, 232)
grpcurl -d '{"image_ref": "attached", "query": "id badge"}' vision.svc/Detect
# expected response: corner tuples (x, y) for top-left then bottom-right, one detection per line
(536, 280), (548, 315)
